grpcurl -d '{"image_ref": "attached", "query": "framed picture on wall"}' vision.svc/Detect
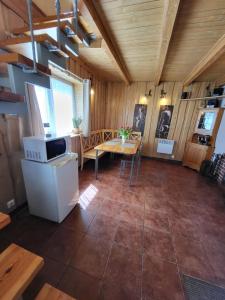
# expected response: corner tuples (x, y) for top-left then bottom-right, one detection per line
(132, 104), (147, 136)
(155, 105), (174, 139)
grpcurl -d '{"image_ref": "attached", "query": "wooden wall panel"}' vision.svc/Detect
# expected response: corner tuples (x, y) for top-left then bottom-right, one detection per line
(105, 81), (212, 161)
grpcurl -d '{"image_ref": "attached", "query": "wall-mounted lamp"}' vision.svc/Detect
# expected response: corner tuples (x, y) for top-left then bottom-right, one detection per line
(145, 89), (152, 97)
(160, 89), (167, 99)
(91, 88), (94, 96)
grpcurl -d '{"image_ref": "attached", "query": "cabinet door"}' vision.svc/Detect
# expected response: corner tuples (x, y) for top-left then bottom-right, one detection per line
(183, 143), (207, 171)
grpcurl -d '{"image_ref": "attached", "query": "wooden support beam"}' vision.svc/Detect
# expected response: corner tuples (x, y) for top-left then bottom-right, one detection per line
(184, 34), (225, 87)
(154, 0), (180, 86)
(82, 0), (131, 84)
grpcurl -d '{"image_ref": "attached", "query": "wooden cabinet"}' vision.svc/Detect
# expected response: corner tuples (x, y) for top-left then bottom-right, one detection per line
(183, 142), (212, 171)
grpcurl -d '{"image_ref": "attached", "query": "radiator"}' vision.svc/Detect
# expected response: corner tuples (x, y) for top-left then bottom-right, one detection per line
(157, 139), (175, 154)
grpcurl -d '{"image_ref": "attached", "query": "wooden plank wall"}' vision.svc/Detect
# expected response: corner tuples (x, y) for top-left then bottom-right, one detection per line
(105, 81), (213, 161)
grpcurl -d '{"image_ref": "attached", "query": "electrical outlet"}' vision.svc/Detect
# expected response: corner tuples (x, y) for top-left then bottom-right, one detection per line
(7, 199), (15, 209)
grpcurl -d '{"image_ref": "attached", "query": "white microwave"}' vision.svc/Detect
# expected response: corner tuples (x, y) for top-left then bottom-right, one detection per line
(23, 135), (70, 162)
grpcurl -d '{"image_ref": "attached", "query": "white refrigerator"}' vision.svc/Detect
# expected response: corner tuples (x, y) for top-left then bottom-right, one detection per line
(21, 153), (79, 223)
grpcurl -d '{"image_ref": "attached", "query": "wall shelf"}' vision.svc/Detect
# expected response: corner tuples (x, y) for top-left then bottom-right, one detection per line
(0, 52), (51, 76)
(0, 91), (24, 102)
(180, 95), (225, 101)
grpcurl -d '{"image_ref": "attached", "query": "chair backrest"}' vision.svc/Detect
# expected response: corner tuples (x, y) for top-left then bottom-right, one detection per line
(130, 131), (142, 141)
(80, 130), (103, 153)
(102, 129), (115, 142)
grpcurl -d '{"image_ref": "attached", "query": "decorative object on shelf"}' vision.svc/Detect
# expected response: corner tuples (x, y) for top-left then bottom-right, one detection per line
(183, 108), (224, 171)
(118, 127), (133, 144)
(195, 108), (218, 135)
(155, 105), (174, 139)
(72, 117), (82, 134)
(132, 104), (147, 135)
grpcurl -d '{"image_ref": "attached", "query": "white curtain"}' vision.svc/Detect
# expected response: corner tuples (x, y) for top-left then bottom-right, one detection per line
(25, 83), (45, 137)
(82, 79), (91, 137)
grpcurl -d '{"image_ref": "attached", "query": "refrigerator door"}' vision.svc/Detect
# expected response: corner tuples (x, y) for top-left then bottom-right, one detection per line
(52, 153), (79, 222)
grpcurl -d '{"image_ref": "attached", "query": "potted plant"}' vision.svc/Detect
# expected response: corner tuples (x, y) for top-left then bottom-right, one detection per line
(118, 127), (133, 143)
(72, 117), (82, 134)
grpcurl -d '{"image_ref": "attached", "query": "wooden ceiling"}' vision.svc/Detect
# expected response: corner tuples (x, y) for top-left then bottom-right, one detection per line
(31, 0), (225, 84)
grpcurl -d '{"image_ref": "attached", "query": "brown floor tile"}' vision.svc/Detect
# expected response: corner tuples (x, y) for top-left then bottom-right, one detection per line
(16, 219), (58, 255)
(99, 199), (124, 218)
(105, 243), (142, 278)
(144, 209), (170, 233)
(58, 266), (102, 300)
(41, 226), (84, 264)
(101, 244), (142, 300)
(142, 254), (184, 300)
(100, 274), (141, 300)
(174, 235), (217, 283)
(114, 220), (143, 252)
(61, 205), (95, 234)
(170, 217), (201, 240)
(144, 227), (175, 262)
(87, 212), (119, 240)
(69, 234), (112, 279)
(120, 204), (144, 225)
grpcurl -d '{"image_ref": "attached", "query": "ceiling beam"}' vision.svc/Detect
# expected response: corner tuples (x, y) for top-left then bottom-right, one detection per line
(154, 0), (180, 86)
(82, 0), (131, 84)
(184, 34), (225, 87)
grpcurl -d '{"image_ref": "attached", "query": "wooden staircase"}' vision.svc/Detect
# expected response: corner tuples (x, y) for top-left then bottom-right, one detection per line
(35, 283), (76, 300)
(0, 214), (76, 299)
(0, 212), (11, 230)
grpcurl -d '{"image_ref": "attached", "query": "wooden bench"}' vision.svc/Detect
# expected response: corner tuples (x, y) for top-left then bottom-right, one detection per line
(0, 212), (11, 230)
(0, 243), (44, 299)
(36, 283), (76, 300)
(80, 130), (105, 170)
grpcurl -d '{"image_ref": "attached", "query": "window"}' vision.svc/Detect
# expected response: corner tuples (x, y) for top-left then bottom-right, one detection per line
(51, 78), (75, 135)
(34, 76), (82, 136)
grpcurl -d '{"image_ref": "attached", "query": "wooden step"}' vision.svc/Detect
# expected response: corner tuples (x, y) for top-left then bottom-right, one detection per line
(0, 243), (44, 299)
(35, 283), (76, 300)
(12, 20), (84, 45)
(33, 11), (90, 35)
(0, 34), (78, 61)
(0, 53), (51, 76)
(0, 91), (24, 103)
(0, 212), (11, 230)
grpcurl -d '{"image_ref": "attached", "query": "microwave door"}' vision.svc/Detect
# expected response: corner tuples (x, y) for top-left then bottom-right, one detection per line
(46, 138), (67, 161)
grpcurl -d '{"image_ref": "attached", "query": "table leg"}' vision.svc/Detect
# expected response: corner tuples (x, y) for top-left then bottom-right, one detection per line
(95, 150), (99, 180)
(129, 154), (135, 186)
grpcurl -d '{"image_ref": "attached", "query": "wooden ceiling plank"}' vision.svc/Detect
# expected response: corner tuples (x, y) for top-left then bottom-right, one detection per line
(154, 0), (180, 86)
(183, 34), (225, 86)
(82, 0), (131, 84)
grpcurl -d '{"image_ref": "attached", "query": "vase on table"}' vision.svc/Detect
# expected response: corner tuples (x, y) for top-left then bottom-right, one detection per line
(122, 136), (126, 144)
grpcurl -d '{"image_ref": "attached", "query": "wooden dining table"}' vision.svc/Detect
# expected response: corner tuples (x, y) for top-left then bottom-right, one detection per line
(94, 138), (140, 185)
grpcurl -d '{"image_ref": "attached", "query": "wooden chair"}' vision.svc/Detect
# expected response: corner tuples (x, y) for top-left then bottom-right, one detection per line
(102, 129), (115, 142)
(129, 131), (142, 141)
(120, 141), (144, 178)
(80, 130), (105, 170)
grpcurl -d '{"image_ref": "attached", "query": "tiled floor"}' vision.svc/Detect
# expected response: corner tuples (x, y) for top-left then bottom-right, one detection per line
(1, 157), (225, 299)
